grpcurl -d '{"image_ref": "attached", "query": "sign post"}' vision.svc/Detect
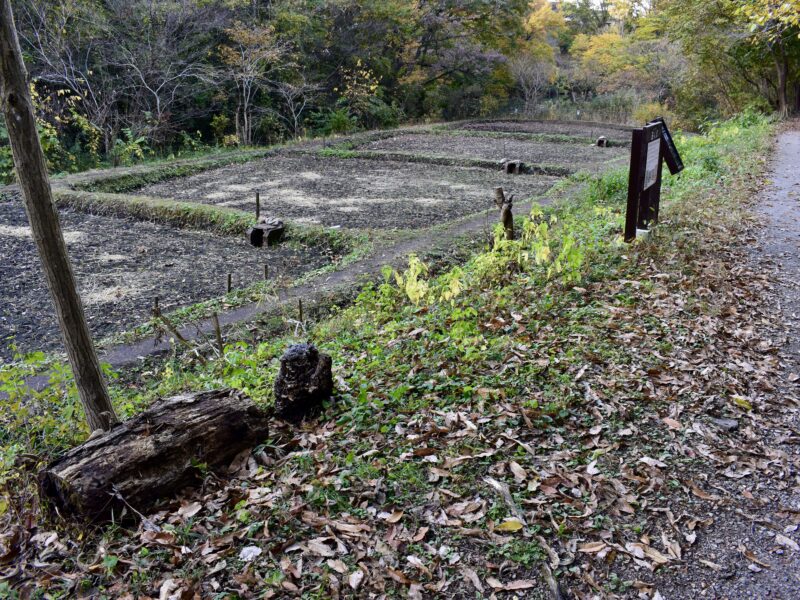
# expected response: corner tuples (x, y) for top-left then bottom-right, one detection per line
(624, 117), (684, 242)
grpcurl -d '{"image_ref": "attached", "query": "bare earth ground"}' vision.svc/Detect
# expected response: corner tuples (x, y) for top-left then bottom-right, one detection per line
(0, 196), (333, 360)
(360, 133), (627, 171)
(4, 122), (592, 364)
(137, 154), (559, 228)
(620, 129), (800, 599)
(457, 120), (634, 144)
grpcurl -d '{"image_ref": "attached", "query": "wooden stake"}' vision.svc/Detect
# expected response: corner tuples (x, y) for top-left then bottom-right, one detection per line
(298, 299), (304, 323)
(152, 303), (207, 365)
(212, 312), (224, 356)
(0, 0), (117, 431)
(264, 264), (269, 280)
(255, 191), (260, 221)
(227, 273), (232, 293)
(153, 296), (159, 316)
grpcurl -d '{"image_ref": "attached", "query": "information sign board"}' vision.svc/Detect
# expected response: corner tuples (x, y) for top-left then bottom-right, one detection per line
(649, 116), (684, 175)
(643, 135), (661, 190)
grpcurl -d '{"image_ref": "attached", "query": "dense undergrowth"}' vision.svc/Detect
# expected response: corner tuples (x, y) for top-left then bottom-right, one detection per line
(0, 114), (775, 597)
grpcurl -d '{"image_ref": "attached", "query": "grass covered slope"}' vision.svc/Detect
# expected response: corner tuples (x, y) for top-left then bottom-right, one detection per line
(1, 115), (781, 598)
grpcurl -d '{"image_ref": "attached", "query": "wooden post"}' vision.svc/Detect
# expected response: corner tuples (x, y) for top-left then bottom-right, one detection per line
(0, 1), (117, 431)
(255, 191), (260, 221)
(227, 273), (232, 293)
(212, 312), (224, 356)
(624, 128), (646, 243)
(264, 264), (269, 280)
(298, 299), (304, 323)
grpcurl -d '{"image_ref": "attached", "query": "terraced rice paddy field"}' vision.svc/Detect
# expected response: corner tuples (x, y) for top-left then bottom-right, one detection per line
(358, 132), (627, 171)
(0, 197), (333, 360)
(137, 155), (561, 229)
(0, 119), (632, 359)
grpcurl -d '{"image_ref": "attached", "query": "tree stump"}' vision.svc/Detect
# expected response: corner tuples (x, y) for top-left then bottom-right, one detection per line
(501, 159), (524, 174)
(274, 343), (333, 422)
(39, 390), (269, 521)
(247, 217), (285, 247)
(596, 136), (609, 147)
(494, 187), (514, 241)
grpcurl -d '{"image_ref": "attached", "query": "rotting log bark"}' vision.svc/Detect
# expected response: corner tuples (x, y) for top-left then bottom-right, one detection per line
(39, 390), (270, 521)
(274, 343), (333, 422)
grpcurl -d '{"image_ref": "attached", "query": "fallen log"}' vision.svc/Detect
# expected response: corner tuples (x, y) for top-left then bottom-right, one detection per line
(39, 389), (270, 521)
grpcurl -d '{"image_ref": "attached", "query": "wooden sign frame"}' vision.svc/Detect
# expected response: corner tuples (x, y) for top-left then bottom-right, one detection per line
(625, 121), (662, 242)
(624, 117), (684, 242)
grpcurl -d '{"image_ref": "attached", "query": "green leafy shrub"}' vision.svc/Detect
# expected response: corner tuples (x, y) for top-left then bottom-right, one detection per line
(311, 107), (359, 135)
(111, 129), (151, 166)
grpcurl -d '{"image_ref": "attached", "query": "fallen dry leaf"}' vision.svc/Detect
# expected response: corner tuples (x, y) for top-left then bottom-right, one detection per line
(385, 510), (404, 524)
(738, 544), (771, 568)
(176, 501), (202, 520)
(494, 518), (524, 533)
(578, 541), (606, 553)
(462, 567), (484, 593)
(238, 546), (262, 562)
(348, 570), (364, 590)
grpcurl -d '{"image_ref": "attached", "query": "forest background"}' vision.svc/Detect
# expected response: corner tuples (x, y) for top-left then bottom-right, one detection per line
(2, 0), (799, 182)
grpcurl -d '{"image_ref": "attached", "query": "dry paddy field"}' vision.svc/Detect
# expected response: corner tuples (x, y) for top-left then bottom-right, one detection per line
(1, 119), (631, 359)
(0, 198), (331, 359)
(138, 154), (560, 229)
(359, 132), (627, 171)
(457, 119), (634, 144)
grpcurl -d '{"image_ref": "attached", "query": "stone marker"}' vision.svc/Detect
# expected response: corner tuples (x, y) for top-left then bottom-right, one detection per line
(274, 343), (333, 421)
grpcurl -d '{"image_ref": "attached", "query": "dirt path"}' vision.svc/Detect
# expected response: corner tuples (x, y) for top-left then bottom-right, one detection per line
(649, 128), (800, 599)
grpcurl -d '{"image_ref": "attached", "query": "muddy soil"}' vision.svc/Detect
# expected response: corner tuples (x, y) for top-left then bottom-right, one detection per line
(137, 154), (559, 229)
(360, 133), (627, 170)
(458, 120), (633, 144)
(0, 196), (332, 360)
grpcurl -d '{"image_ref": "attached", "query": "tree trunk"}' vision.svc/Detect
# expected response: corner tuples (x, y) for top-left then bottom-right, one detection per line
(794, 81), (800, 114)
(39, 389), (270, 521)
(0, 0), (118, 432)
(773, 48), (789, 119)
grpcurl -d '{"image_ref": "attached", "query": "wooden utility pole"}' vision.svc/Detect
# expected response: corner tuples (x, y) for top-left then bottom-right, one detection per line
(0, 0), (118, 431)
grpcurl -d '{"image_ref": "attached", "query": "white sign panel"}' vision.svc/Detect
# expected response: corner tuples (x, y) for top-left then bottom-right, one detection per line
(643, 138), (661, 190)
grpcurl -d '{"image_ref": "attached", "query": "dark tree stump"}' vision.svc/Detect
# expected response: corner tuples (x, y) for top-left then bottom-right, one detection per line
(494, 187), (514, 241)
(274, 343), (333, 422)
(247, 217), (285, 247)
(39, 390), (269, 521)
